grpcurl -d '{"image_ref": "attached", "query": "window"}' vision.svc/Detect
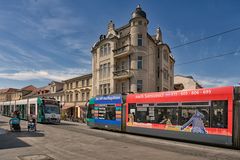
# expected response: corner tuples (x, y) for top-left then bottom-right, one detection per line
(70, 94), (73, 102)
(156, 107), (179, 125)
(76, 81), (78, 88)
(210, 101), (228, 128)
(105, 105), (116, 120)
(82, 92), (85, 101)
(104, 84), (107, 94)
(107, 63), (110, 77)
(70, 83), (72, 89)
(82, 80), (85, 87)
(30, 104), (36, 115)
(138, 20), (142, 25)
(138, 34), (143, 46)
(108, 83), (110, 94)
(158, 48), (160, 58)
(104, 44), (107, 56)
(100, 47), (103, 57)
(100, 65), (103, 79)
(75, 93), (78, 101)
(107, 43), (111, 54)
(137, 56), (143, 69)
(86, 79), (89, 86)
(99, 83), (110, 95)
(163, 69), (168, 80)
(67, 95), (69, 102)
(99, 85), (103, 95)
(120, 61), (125, 70)
(136, 106), (148, 123)
(121, 82), (126, 93)
(164, 52), (168, 62)
(137, 80), (143, 92)
(100, 43), (111, 57)
(103, 64), (107, 78)
(157, 66), (160, 78)
(86, 92), (90, 100)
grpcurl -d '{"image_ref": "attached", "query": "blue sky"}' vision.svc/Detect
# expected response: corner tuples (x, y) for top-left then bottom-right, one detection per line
(0, 0), (239, 89)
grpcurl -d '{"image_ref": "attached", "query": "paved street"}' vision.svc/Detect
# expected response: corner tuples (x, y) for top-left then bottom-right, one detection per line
(0, 115), (240, 160)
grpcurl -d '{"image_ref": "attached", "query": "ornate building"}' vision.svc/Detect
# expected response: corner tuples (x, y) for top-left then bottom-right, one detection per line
(91, 5), (175, 96)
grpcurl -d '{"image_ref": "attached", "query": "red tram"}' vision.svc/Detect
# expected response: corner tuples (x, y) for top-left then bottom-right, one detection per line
(126, 86), (240, 148)
(87, 86), (240, 148)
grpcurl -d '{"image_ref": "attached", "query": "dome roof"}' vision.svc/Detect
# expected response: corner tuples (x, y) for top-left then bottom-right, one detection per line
(131, 5), (147, 19)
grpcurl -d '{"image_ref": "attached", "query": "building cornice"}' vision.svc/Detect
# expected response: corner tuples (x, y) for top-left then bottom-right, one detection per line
(62, 74), (92, 83)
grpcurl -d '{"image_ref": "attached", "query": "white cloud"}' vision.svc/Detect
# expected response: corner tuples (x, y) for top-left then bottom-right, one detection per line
(195, 75), (240, 88)
(0, 68), (91, 81)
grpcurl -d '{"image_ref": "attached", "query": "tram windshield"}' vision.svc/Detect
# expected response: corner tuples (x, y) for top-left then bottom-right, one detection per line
(44, 104), (60, 114)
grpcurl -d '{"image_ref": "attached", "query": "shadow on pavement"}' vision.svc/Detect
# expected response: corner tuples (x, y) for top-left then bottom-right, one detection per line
(0, 129), (45, 150)
(7, 130), (45, 138)
(0, 134), (31, 150)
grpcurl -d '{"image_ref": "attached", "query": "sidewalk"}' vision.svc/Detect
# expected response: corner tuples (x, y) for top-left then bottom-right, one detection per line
(61, 120), (87, 126)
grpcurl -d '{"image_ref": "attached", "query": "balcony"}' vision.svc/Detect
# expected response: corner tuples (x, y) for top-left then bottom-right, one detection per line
(113, 70), (132, 80)
(113, 45), (131, 58)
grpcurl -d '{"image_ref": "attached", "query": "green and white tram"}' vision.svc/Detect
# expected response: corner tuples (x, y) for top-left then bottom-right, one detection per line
(0, 97), (61, 124)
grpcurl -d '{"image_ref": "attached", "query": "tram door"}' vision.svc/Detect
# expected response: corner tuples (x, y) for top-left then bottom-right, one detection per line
(233, 87), (240, 148)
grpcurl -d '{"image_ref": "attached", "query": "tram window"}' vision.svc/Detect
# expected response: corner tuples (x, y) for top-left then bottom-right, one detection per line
(11, 105), (14, 113)
(136, 107), (148, 123)
(128, 103), (136, 122)
(105, 105), (116, 120)
(30, 104), (36, 115)
(156, 107), (178, 125)
(179, 107), (210, 127)
(197, 107), (210, 127)
(179, 107), (196, 125)
(210, 101), (228, 128)
(87, 104), (94, 118)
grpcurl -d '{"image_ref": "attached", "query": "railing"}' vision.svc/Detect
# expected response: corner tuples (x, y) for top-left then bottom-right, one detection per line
(113, 45), (130, 56)
(113, 70), (132, 79)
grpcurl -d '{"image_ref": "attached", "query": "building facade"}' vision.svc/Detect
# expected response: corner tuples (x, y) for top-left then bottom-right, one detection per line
(0, 88), (18, 102)
(91, 5), (174, 96)
(174, 75), (203, 90)
(62, 74), (92, 121)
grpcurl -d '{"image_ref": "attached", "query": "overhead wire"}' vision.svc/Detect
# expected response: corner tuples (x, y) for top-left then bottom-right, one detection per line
(171, 26), (240, 49)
